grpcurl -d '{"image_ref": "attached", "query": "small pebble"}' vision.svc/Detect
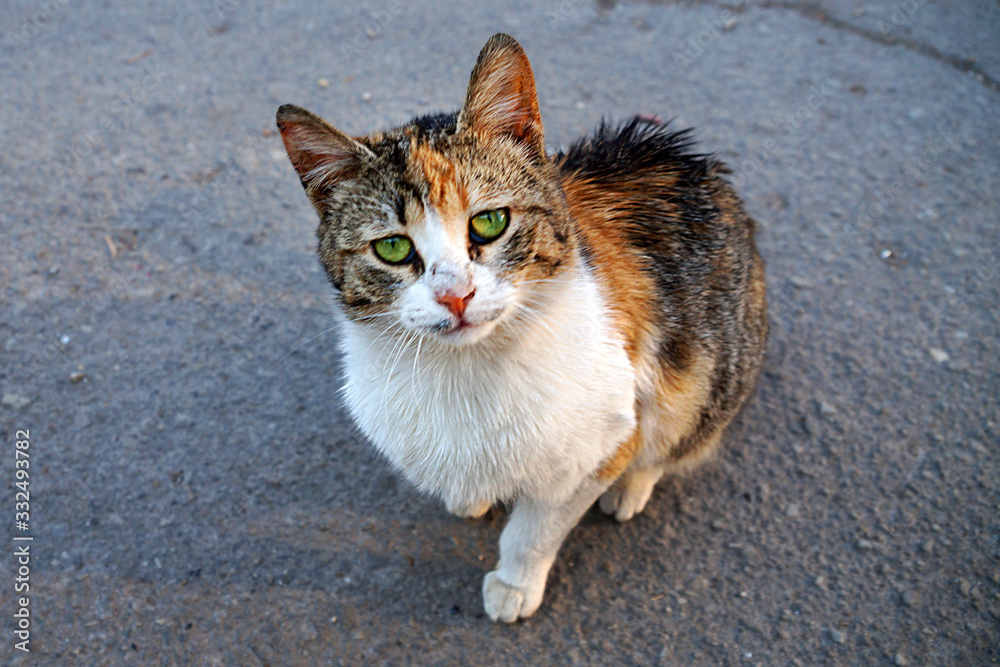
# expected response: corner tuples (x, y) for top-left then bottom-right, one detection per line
(316, 77), (329, 88)
(856, 539), (874, 550)
(361, 91), (373, 102)
(1, 394), (31, 409)
(60, 334), (72, 345)
(880, 248), (893, 259)
(70, 371), (86, 383)
(785, 504), (800, 518)
(928, 348), (949, 363)
(830, 629), (845, 644)
(819, 401), (836, 416)
(901, 590), (916, 606)
(894, 653), (908, 666)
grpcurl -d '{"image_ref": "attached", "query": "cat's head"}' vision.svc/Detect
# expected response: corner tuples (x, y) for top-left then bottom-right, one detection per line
(277, 34), (574, 347)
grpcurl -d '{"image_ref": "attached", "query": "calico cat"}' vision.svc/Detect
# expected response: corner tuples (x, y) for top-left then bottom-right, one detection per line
(276, 33), (767, 622)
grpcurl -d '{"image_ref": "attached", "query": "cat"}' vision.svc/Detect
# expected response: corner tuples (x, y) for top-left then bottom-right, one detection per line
(276, 33), (767, 623)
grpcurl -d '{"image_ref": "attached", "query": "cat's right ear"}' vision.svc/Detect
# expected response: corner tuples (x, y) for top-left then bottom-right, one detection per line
(276, 104), (371, 192)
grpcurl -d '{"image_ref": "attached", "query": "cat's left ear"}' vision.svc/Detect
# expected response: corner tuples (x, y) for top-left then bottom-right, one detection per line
(458, 34), (544, 158)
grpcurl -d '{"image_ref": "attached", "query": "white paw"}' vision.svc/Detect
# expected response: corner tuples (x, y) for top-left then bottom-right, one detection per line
(483, 571), (544, 623)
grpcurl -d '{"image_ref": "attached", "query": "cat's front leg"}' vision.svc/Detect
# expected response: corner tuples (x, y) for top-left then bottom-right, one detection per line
(483, 476), (609, 622)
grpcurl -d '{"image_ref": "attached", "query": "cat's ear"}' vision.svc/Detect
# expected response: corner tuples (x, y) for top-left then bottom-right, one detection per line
(276, 104), (371, 191)
(458, 34), (544, 157)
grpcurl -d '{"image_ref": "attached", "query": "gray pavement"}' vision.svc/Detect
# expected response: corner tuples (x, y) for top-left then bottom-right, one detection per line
(1, 1), (998, 665)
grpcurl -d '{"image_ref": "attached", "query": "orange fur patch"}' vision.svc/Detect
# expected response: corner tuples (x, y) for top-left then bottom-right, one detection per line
(411, 141), (468, 223)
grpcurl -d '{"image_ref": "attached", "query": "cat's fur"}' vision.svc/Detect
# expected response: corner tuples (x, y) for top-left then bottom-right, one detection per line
(276, 33), (767, 622)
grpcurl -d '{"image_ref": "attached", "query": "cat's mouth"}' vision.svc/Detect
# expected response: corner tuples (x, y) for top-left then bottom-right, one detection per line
(439, 317), (483, 338)
(434, 309), (506, 345)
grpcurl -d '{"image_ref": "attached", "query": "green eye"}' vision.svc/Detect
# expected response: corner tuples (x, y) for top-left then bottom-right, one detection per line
(469, 208), (510, 244)
(372, 235), (415, 264)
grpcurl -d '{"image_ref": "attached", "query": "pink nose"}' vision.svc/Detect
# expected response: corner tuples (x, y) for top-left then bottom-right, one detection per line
(437, 288), (476, 318)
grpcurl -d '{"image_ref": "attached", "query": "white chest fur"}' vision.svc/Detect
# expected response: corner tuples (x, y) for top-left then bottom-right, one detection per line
(339, 267), (637, 511)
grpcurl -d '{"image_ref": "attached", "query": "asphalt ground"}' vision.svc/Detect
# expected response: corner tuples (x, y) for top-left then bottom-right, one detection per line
(1, 1), (998, 665)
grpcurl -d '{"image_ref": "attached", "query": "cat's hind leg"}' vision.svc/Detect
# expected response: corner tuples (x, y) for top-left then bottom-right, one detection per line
(598, 463), (666, 522)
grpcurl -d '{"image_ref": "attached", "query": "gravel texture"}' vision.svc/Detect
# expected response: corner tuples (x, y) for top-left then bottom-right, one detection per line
(1, 1), (998, 665)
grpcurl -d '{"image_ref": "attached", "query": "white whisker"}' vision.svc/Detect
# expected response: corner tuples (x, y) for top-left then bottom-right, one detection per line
(381, 329), (415, 406)
(270, 324), (339, 368)
(410, 334), (425, 396)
